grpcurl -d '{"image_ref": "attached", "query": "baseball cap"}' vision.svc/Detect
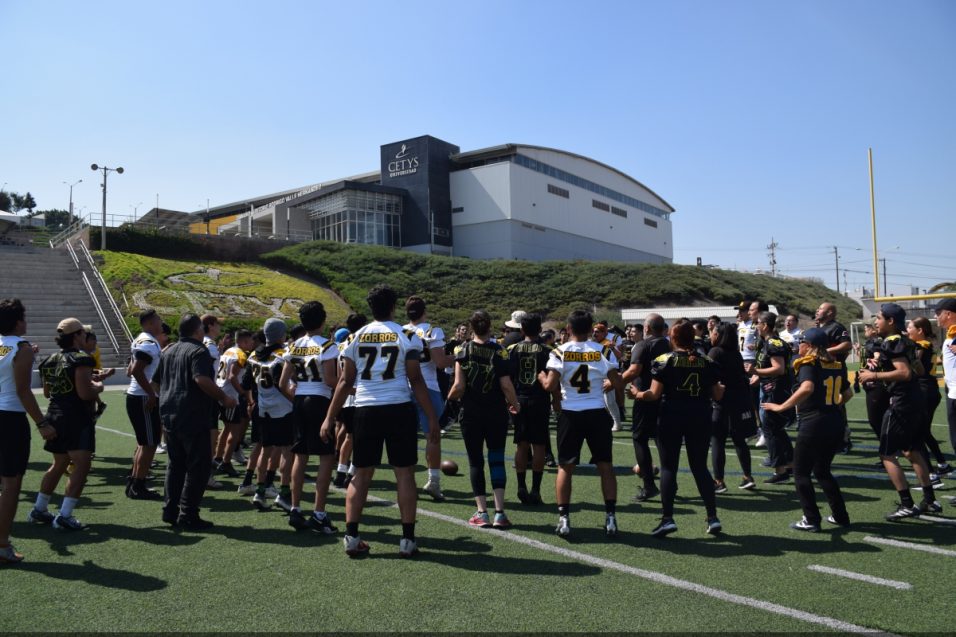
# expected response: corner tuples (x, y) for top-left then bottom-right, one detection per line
(57, 317), (85, 335)
(801, 327), (828, 348)
(334, 327), (350, 343)
(263, 318), (287, 344)
(934, 298), (956, 314)
(880, 302), (906, 327)
(505, 310), (528, 329)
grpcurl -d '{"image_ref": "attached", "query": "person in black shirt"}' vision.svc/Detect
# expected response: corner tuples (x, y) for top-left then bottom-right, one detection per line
(692, 319), (711, 356)
(622, 314), (671, 502)
(507, 313), (555, 505)
(763, 328), (853, 531)
(635, 321), (725, 537)
(448, 311), (520, 529)
(857, 303), (939, 520)
(815, 302), (853, 452)
(857, 322), (887, 444)
(751, 312), (794, 483)
(708, 323), (756, 492)
(154, 314), (236, 529)
(27, 318), (104, 531)
(907, 317), (951, 476)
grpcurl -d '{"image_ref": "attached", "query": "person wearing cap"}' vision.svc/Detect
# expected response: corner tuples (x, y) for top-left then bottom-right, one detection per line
(0, 299), (54, 564)
(502, 311), (528, 348)
(934, 298), (956, 503)
(153, 313), (236, 529)
(241, 318), (295, 512)
(857, 303), (940, 520)
(762, 327), (853, 531)
(26, 318), (104, 531)
(125, 309), (165, 500)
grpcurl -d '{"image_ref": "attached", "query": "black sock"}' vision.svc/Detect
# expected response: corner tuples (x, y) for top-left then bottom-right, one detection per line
(242, 470), (254, 486)
(346, 522), (359, 537)
(516, 471), (527, 490)
(899, 489), (914, 508)
(256, 482), (266, 495)
(558, 504), (570, 517)
(531, 471), (543, 493)
(605, 500), (616, 515)
(401, 522), (415, 541)
(280, 484), (291, 497)
(265, 469), (276, 485)
(922, 484), (935, 502)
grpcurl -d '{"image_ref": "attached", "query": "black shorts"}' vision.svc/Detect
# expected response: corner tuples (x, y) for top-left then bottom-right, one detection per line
(0, 410), (30, 477)
(879, 401), (925, 457)
(44, 411), (96, 455)
(250, 412), (263, 444)
(339, 406), (356, 435)
(292, 395), (334, 456)
(556, 408), (613, 466)
(126, 394), (161, 447)
(352, 402), (418, 468)
(260, 413), (294, 448)
(220, 395), (248, 425)
(513, 395), (550, 445)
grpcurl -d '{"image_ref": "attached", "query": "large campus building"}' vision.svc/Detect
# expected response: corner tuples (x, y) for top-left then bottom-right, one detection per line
(161, 135), (676, 263)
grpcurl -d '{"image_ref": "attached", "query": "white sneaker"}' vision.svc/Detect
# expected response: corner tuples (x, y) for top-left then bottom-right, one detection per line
(344, 534), (369, 556)
(252, 492), (272, 510)
(611, 423), (621, 432)
(422, 479), (445, 502)
(231, 449), (247, 465)
(605, 513), (618, 537)
(156, 442), (167, 454)
(755, 434), (767, 448)
(237, 483), (256, 496)
(274, 493), (293, 513)
(264, 485), (279, 498)
(207, 475), (222, 489)
(399, 538), (418, 558)
(555, 515), (571, 537)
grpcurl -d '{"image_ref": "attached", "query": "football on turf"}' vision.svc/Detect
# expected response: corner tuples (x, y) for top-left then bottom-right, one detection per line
(441, 460), (458, 476)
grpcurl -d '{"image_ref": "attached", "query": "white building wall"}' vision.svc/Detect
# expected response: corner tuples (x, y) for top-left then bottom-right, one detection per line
(448, 162), (512, 226)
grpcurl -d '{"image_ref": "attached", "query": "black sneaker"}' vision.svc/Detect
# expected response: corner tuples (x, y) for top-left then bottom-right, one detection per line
(53, 514), (87, 531)
(517, 487), (531, 505)
(919, 500), (943, 515)
(288, 509), (310, 530)
(713, 481), (728, 494)
(307, 514), (338, 535)
(705, 517), (722, 535)
(545, 455), (557, 468)
(790, 516), (820, 532)
(528, 491), (544, 506)
(161, 508), (179, 526)
(26, 508), (55, 525)
(177, 516), (214, 531)
(217, 462), (240, 478)
(885, 503), (921, 521)
(937, 463), (953, 476)
(738, 476), (756, 490)
(343, 474), (353, 489)
(333, 472), (347, 489)
(128, 484), (163, 500)
(632, 485), (660, 503)
(651, 517), (677, 537)
(764, 472), (791, 484)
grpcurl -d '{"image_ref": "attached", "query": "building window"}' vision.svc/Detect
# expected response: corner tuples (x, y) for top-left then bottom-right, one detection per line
(592, 199), (610, 212)
(611, 206), (627, 218)
(303, 189), (402, 247)
(547, 183), (569, 199)
(644, 217), (658, 228)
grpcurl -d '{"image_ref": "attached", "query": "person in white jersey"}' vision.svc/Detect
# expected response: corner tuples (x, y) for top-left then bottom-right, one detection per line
(279, 301), (340, 533)
(741, 301), (766, 447)
(0, 299), (53, 564)
(543, 310), (623, 538)
(321, 285), (439, 558)
(935, 298), (956, 506)
(215, 329), (253, 479)
(125, 309), (164, 500)
(242, 318), (294, 511)
(201, 314), (223, 489)
(403, 296), (453, 501)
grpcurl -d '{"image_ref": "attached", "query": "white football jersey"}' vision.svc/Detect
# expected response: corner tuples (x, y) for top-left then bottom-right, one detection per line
(246, 346), (293, 418)
(283, 334), (338, 398)
(338, 340), (356, 408)
(944, 333), (956, 400)
(739, 320), (758, 362)
(547, 340), (616, 411)
(0, 335), (26, 412)
(404, 321), (446, 392)
(127, 332), (162, 397)
(343, 321), (422, 407)
(217, 346), (248, 400)
(203, 336), (221, 373)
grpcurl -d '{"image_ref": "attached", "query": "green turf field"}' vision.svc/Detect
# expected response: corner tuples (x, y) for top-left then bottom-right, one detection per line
(5, 391), (955, 633)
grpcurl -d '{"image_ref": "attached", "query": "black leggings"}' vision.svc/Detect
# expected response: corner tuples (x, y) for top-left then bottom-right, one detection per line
(461, 414), (508, 497)
(711, 404), (753, 481)
(631, 402), (659, 489)
(919, 383), (947, 466)
(793, 422), (848, 525)
(657, 410), (717, 519)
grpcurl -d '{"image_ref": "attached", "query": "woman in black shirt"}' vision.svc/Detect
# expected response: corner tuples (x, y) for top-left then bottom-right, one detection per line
(708, 323), (756, 492)
(907, 317), (951, 476)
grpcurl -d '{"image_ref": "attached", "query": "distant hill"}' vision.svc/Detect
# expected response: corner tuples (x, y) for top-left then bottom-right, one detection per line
(261, 241), (862, 329)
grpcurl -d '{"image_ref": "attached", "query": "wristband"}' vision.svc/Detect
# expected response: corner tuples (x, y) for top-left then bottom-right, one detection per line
(36, 418), (50, 429)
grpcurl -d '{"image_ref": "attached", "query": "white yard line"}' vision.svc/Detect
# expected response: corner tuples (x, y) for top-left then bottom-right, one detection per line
(806, 565), (912, 590)
(96, 425), (135, 438)
(863, 536), (956, 557)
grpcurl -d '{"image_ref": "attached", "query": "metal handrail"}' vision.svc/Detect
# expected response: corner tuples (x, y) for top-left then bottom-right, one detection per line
(81, 271), (120, 353)
(77, 240), (133, 343)
(49, 218), (88, 248)
(64, 238), (80, 268)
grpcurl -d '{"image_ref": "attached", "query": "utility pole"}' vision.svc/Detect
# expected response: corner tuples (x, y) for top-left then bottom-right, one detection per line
(767, 237), (778, 277)
(880, 258), (888, 295)
(832, 246), (840, 294)
(843, 270), (848, 296)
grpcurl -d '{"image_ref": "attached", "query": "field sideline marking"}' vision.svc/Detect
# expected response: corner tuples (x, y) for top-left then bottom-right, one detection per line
(360, 493), (886, 634)
(863, 536), (956, 557)
(806, 565), (912, 590)
(96, 425), (135, 438)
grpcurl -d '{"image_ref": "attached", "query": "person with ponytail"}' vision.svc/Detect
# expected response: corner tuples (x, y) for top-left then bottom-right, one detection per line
(907, 317), (951, 478)
(763, 328), (852, 531)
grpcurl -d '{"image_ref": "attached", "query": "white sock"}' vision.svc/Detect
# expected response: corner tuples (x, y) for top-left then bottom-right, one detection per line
(35, 492), (51, 512)
(313, 510), (327, 520)
(60, 496), (78, 518)
(428, 468), (440, 481)
(347, 464), (355, 476)
(337, 463), (348, 473)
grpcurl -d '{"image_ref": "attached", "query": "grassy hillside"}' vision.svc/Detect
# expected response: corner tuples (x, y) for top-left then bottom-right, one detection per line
(97, 251), (352, 334)
(261, 241), (862, 328)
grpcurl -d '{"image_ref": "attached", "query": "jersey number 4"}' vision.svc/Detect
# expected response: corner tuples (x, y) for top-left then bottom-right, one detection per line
(569, 364), (591, 393)
(359, 346), (399, 380)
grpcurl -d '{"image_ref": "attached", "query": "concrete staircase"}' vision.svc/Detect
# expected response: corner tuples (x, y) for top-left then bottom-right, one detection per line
(0, 244), (128, 369)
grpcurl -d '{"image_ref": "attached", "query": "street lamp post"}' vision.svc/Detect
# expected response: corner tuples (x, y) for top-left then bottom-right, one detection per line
(91, 164), (124, 250)
(63, 179), (82, 218)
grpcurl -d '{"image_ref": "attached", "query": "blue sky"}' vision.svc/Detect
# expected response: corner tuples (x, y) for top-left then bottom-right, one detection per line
(2, 1), (953, 296)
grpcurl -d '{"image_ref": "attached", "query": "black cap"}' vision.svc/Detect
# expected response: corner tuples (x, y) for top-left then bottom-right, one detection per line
(880, 302), (906, 327)
(801, 327), (829, 348)
(934, 298), (956, 314)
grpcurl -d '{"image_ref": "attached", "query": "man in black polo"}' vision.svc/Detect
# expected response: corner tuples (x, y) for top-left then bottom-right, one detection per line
(622, 313), (670, 502)
(154, 314), (236, 530)
(815, 302), (853, 452)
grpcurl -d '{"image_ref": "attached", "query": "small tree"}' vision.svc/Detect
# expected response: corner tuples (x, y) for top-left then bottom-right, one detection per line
(0, 191), (11, 212)
(22, 192), (36, 213)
